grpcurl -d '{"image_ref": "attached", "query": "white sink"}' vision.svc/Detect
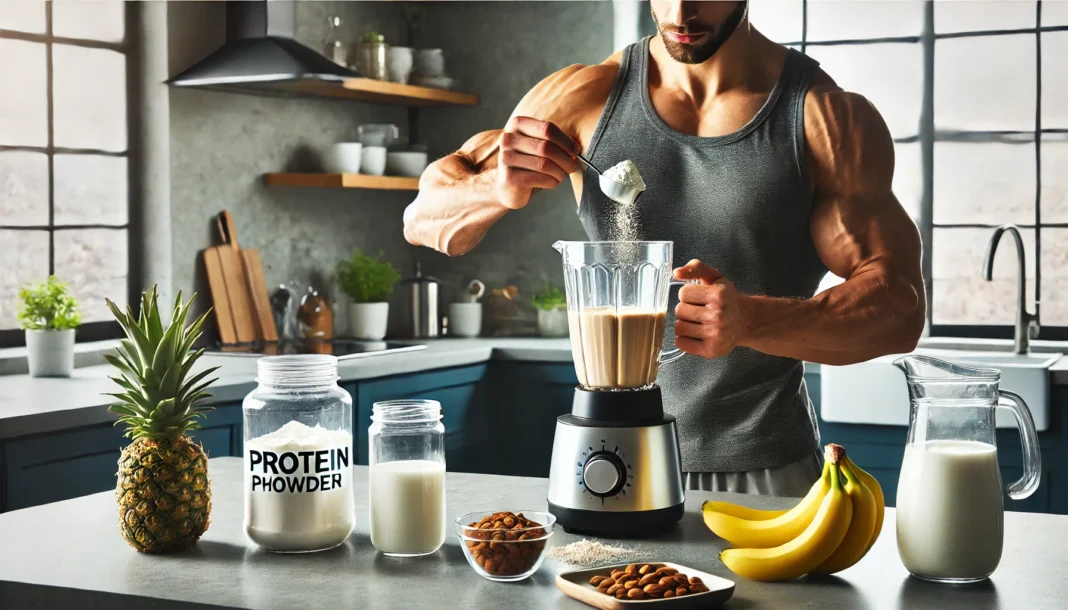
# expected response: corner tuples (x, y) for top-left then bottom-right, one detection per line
(820, 349), (1060, 431)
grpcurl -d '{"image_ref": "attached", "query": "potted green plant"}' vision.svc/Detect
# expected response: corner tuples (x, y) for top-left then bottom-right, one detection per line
(336, 249), (400, 340)
(532, 283), (568, 338)
(17, 276), (82, 377)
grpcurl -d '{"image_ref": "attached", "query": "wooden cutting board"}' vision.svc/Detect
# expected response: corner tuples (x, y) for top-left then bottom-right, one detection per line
(241, 248), (278, 342)
(214, 212), (258, 343)
(202, 246), (237, 345)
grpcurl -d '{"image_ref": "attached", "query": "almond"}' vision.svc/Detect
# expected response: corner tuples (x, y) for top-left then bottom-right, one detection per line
(638, 573), (659, 587)
(663, 590), (675, 598)
(589, 575), (606, 586)
(689, 576), (703, 585)
(643, 583), (667, 595)
(638, 564), (653, 575)
(614, 588), (627, 599)
(625, 564), (638, 574)
(676, 586), (689, 596)
(627, 588), (646, 600)
(690, 584), (710, 593)
(623, 579), (640, 590)
(659, 576), (677, 586)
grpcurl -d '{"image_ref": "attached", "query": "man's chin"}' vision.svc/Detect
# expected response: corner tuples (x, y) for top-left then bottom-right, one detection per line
(661, 37), (719, 64)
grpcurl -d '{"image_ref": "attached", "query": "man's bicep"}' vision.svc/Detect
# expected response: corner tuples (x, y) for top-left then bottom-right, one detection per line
(805, 87), (920, 279)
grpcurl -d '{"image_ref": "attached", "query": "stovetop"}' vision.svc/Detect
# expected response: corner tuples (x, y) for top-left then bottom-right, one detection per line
(206, 340), (427, 360)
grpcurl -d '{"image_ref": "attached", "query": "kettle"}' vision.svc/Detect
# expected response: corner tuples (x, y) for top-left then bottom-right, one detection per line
(392, 262), (440, 338)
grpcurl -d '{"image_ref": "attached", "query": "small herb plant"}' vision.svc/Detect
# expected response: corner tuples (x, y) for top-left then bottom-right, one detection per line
(337, 250), (401, 303)
(361, 30), (385, 43)
(17, 276), (82, 331)
(532, 283), (567, 311)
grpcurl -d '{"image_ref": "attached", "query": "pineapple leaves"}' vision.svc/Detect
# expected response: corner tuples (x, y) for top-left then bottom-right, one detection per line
(106, 288), (217, 442)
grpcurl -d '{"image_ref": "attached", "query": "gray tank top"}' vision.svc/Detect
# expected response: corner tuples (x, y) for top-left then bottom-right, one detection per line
(579, 37), (826, 473)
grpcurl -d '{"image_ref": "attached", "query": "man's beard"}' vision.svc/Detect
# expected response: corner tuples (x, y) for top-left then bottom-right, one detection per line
(654, 1), (748, 64)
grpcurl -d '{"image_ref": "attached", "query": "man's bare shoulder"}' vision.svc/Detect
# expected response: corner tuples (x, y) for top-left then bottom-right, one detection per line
(514, 55), (622, 136)
(803, 67), (895, 189)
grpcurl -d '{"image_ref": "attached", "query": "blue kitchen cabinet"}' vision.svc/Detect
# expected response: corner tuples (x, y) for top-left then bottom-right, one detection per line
(807, 372), (1065, 514)
(482, 361), (578, 477)
(353, 364), (490, 473)
(0, 400), (244, 512)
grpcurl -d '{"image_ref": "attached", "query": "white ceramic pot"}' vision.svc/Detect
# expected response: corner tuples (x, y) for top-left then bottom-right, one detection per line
(347, 302), (389, 340)
(537, 307), (569, 338)
(388, 46), (414, 84)
(362, 146), (387, 176)
(25, 328), (75, 377)
(322, 142), (362, 173)
(448, 303), (482, 338)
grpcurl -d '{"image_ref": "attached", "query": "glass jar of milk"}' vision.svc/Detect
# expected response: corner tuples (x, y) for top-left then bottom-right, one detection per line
(368, 399), (446, 556)
(243, 355), (355, 552)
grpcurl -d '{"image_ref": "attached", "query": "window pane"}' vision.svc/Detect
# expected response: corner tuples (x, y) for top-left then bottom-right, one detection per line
(54, 228), (127, 323)
(1042, 135), (1068, 223)
(935, 0), (1036, 33)
(933, 227), (1035, 325)
(806, 43), (922, 138)
(933, 142), (1035, 225)
(54, 154), (128, 226)
(0, 0), (45, 33)
(935, 35), (1036, 131)
(52, 0), (125, 43)
(0, 39), (47, 146)
(52, 44), (127, 152)
(1046, 1), (1068, 26)
(1041, 228), (1068, 326)
(807, 0), (923, 41)
(0, 151), (48, 226)
(894, 141), (923, 220)
(749, 0), (803, 43)
(1043, 32), (1068, 129)
(0, 230), (49, 329)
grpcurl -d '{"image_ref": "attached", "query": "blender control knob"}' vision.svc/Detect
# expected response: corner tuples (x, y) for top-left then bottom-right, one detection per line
(583, 453), (625, 496)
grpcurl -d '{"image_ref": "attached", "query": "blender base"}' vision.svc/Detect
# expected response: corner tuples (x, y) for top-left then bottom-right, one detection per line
(548, 501), (685, 538)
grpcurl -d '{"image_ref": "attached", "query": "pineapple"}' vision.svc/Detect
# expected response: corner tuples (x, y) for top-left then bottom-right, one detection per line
(104, 287), (219, 553)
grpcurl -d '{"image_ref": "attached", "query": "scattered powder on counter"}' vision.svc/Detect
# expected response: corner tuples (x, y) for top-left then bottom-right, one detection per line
(547, 539), (644, 567)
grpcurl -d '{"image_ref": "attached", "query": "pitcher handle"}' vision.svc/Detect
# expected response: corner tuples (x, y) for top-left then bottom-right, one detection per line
(659, 280), (693, 366)
(998, 390), (1042, 500)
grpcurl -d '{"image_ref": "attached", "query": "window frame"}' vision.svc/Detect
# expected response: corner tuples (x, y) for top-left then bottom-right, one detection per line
(0, 2), (135, 348)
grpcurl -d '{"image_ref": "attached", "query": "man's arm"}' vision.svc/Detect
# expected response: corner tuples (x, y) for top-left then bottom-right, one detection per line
(403, 62), (617, 256)
(674, 85), (926, 365)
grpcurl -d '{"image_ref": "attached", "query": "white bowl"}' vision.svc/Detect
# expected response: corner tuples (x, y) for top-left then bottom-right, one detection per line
(386, 151), (428, 178)
(414, 48), (445, 77)
(322, 143), (362, 173)
(411, 74), (455, 90)
(362, 146), (387, 176)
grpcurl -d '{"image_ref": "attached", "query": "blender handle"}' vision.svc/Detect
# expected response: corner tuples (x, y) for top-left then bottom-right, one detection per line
(660, 280), (693, 366)
(998, 390), (1042, 500)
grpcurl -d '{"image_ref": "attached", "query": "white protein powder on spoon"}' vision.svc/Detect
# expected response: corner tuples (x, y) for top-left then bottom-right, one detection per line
(603, 159), (646, 193)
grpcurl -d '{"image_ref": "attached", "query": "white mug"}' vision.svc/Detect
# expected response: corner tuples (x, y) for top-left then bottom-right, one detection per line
(388, 46), (414, 84)
(448, 303), (482, 338)
(322, 142), (362, 173)
(361, 146), (387, 176)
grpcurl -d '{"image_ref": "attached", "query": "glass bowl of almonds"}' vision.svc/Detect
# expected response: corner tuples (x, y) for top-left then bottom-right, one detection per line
(457, 510), (556, 582)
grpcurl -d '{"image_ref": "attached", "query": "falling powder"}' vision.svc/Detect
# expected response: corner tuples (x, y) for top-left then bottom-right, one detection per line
(600, 159), (645, 252)
(547, 539), (645, 567)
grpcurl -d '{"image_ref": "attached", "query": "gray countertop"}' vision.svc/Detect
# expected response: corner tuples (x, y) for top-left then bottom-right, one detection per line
(0, 338), (573, 440)
(1, 457), (1064, 609)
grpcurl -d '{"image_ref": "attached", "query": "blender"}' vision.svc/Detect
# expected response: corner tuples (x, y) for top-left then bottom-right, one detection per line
(546, 241), (687, 536)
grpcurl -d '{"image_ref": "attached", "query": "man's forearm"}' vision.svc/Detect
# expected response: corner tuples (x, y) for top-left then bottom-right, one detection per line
(739, 267), (925, 365)
(403, 155), (512, 257)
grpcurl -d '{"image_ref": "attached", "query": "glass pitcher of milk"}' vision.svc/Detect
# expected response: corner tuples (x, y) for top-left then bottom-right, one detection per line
(893, 355), (1041, 583)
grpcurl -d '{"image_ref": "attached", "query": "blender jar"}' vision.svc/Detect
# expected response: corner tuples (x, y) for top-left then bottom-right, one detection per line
(368, 399), (447, 556)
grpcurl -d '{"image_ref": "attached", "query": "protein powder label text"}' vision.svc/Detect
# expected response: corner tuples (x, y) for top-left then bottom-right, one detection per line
(248, 444), (351, 493)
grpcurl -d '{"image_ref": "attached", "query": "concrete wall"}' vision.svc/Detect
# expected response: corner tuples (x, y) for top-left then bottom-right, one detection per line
(166, 1), (613, 338)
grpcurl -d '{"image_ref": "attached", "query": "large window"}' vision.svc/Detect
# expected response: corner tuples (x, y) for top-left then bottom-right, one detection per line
(0, 1), (129, 345)
(672, 1), (1068, 339)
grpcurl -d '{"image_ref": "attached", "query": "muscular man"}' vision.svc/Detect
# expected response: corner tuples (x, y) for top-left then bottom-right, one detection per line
(404, 1), (925, 496)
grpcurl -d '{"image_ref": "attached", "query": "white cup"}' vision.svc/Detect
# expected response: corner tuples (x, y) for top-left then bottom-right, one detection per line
(388, 46), (414, 84)
(386, 151), (429, 177)
(448, 303), (482, 338)
(361, 146), (387, 176)
(414, 48), (445, 77)
(322, 142), (362, 173)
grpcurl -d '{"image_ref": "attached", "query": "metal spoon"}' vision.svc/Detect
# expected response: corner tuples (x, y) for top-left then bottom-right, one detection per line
(576, 152), (644, 207)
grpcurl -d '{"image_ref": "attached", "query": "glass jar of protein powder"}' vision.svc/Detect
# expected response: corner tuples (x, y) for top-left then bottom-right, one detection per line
(368, 400), (446, 556)
(243, 355), (354, 552)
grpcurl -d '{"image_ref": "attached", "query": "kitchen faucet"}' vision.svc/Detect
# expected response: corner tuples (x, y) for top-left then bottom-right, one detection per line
(982, 224), (1039, 354)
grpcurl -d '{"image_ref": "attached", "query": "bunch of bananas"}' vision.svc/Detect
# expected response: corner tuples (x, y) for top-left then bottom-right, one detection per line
(702, 444), (885, 582)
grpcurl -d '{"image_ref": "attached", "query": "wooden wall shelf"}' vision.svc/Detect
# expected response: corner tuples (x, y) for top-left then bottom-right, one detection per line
(274, 78), (478, 107)
(264, 173), (420, 190)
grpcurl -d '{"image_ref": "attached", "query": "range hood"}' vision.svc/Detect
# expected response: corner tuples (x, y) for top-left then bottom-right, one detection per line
(168, 0), (359, 96)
